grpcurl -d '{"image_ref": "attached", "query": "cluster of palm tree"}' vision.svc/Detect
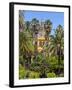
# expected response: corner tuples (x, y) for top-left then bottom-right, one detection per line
(19, 11), (64, 79)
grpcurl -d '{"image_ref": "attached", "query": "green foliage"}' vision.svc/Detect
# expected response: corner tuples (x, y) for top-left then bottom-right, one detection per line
(35, 53), (44, 62)
(30, 53), (49, 78)
(19, 55), (24, 66)
(19, 64), (26, 79)
(19, 31), (34, 54)
(47, 72), (56, 78)
(49, 25), (64, 56)
(30, 63), (40, 72)
(19, 64), (40, 79)
(45, 19), (52, 29)
(29, 71), (40, 79)
(48, 56), (58, 71)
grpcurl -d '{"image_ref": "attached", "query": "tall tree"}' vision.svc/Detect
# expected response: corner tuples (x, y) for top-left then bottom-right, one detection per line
(30, 18), (40, 35)
(50, 25), (64, 56)
(44, 19), (52, 45)
(43, 20), (52, 56)
(30, 18), (40, 54)
(44, 20), (52, 35)
(25, 21), (30, 30)
(49, 25), (64, 75)
(19, 11), (34, 68)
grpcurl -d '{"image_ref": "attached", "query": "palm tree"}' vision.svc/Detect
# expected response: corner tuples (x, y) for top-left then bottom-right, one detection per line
(19, 12), (34, 68)
(19, 11), (33, 55)
(25, 21), (30, 30)
(44, 20), (52, 48)
(19, 31), (34, 68)
(19, 10), (25, 32)
(30, 18), (40, 34)
(44, 20), (52, 35)
(50, 25), (64, 75)
(30, 18), (40, 54)
(43, 20), (52, 57)
(50, 25), (64, 57)
(19, 31), (34, 53)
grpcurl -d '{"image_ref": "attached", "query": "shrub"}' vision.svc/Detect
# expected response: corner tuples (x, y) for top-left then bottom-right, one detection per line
(19, 64), (26, 79)
(47, 72), (56, 78)
(19, 64), (31, 79)
(47, 56), (58, 72)
(29, 71), (40, 79)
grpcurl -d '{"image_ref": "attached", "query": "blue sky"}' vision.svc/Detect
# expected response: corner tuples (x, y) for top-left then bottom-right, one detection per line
(23, 10), (64, 35)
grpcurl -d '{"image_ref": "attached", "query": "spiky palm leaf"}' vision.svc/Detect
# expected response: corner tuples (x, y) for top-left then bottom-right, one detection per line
(49, 25), (64, 56)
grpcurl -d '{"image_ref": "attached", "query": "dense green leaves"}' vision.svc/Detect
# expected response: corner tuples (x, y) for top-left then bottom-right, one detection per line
(47, 72), (56, 78)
